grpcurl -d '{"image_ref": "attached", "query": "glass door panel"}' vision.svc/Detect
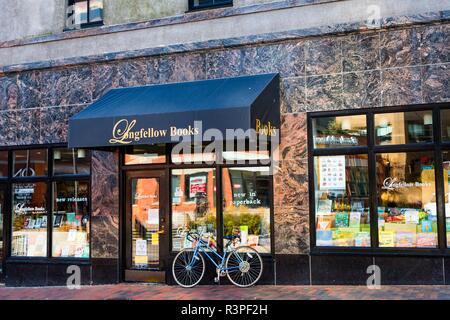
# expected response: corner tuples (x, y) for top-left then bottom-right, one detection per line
(131, 178), (160, 268)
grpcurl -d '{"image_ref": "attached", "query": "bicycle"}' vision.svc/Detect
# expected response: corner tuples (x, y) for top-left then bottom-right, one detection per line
(172, 230), (263, 288)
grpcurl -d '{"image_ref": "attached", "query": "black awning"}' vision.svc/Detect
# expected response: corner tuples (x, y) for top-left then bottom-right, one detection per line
(68, 73), (280, 148)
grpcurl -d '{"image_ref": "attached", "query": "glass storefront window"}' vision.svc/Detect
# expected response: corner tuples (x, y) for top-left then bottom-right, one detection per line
(442, 151), (450, 247)
(13, 149), (48, 178)
(314, 155), (370, 247)
(12, 182), (48, 257)
(441, 109), (450, 141)
(53, 148), (90, 176)
(374, 111), (433, 145)
(222, 167), (272, 253)
(125, 145), (166, 165)
(52, 181), (90, 258)
(171, 168), (217, 251)
(376, 152), (437, 248)
(312, 115), (367, 148)
(0, 151), (8, 178)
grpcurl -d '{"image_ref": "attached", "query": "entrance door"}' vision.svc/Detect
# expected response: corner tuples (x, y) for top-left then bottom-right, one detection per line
(124, 170), (169, 282)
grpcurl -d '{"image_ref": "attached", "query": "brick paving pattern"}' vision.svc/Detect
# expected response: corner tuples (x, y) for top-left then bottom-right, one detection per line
(0, 284), (449, 300)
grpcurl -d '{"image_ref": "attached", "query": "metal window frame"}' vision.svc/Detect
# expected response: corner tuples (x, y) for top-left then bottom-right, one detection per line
(308, 102), (450, 256)
(0, 144), (92, 264)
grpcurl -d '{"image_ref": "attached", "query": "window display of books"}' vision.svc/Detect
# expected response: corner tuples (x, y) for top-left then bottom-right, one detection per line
(316, 199), (370, 247)
(378, 207), (438, 248)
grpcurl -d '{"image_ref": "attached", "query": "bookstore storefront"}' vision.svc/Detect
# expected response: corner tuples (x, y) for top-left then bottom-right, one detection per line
(0, 73), (280, 286)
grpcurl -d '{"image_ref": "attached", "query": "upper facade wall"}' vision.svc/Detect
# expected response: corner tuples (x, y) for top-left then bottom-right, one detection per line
(0, 0), (66, 42)
(0, 0), (283, 43)
(0, 0), (448, 69)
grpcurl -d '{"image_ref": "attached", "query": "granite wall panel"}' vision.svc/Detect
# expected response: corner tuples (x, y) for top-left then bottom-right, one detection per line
(306, 74), (343, 111)
(381, 66), (422, 106)
(342, 70), (382, 109)
(305, 38), (342, 75)
(422, 63), (450, 104)
(90, 150), (120, 259)
(342, 33), (380, 72)
(419, 24), (450, 65)
(242, 41), (305, 78)
(380, 28), (421, 68)
(0, 75), (18, 111)
(0, 22), (448, 257)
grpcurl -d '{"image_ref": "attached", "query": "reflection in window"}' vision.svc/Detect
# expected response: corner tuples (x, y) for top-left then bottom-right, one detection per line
(312, 115), (367, 148)
(12, 183), (48, 257)
(67, 0), (103, 28)
(442, 151), (450, 247)
(314, 155), (370, 247)
(377, 152), (437, 248)
(125, 145), (166, 165)
(0, 151), (7, 178)
(52, 181), (90, 258)
(171, 169), (216, 251)
(222, 167), (271, 253)
(89, 0), (103, 22)
(441, 109), (450, 141)
(375, 111), (433, 145)
(13, 149), (48, 177)
(53, 148), (90, 176)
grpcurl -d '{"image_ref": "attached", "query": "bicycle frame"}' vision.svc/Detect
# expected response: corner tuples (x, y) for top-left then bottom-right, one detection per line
(187, 238), (243, 272)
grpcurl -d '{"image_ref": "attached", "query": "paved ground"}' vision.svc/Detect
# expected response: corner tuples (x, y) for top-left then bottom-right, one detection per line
(0, 284), (449, 300)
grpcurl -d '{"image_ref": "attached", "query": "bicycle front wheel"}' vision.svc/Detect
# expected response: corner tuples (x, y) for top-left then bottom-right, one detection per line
(172, 249), (205, 288)
(225, 246), (263, 287)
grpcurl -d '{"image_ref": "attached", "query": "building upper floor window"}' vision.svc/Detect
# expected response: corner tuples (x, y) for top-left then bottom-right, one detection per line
(188, 0), (233, 11)
(66, 0), (103, 30)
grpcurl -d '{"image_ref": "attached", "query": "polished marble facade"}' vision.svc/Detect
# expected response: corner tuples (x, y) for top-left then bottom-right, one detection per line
(0, 20), (449, 265)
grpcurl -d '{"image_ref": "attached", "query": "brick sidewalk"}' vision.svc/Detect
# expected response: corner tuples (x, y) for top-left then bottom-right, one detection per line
(0, 284), (449, 300)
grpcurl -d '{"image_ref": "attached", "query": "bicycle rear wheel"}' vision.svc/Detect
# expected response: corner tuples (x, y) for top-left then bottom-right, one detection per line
(172, 249), (205, 288)
(225, 246), (263, 287)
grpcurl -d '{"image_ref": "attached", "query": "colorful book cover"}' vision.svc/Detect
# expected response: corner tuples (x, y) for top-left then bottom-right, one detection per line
(417, 233), (437, 247)
(404, 209), (420, 224)
(421, 220), (433, 233)
(354, 232), (370, 247)
(41, 216), (47, 228)
(379, 231), (395, 247)
(316, 216), (333, 230)
(53, 215), (63, 227)
(316, 230), (332, 241)
(34, 218), (42, 229)
(316, 200), (332, 215)
(349, 212), (361, 229)
(395, 232), (416, 247)
(334, 213), (349, 228)
(66, 212), (76, 224)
